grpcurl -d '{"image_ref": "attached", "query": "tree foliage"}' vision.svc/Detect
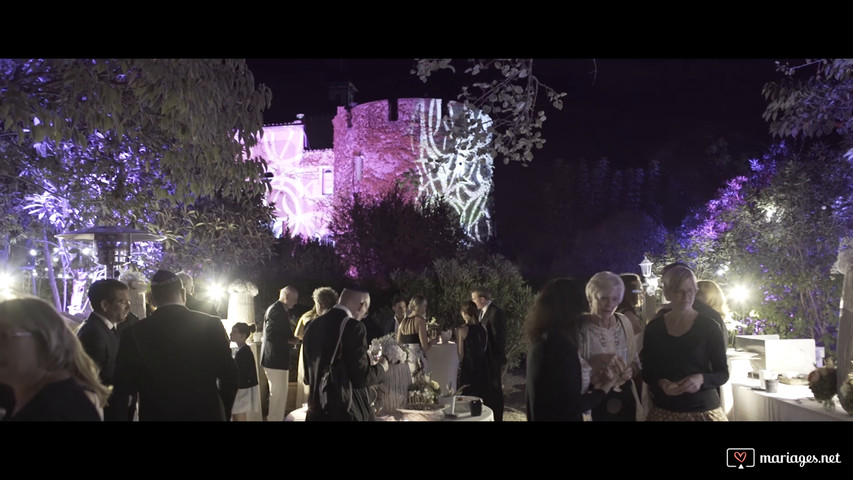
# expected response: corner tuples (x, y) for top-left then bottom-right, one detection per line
(763, 59), (853, 145)
(0, 59), (275, 310)
(530, 157), (667, 282)
(329, 185), (465, 288)
(151, 192), (276, 278)
(0, 59), (272, 203)
(413, 59), (567, 166)
(391, 254), (534, 381)
(666, 142), (853, 351)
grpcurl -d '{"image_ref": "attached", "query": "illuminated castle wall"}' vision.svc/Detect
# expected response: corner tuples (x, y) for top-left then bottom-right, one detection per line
(252, 98), (494, 242)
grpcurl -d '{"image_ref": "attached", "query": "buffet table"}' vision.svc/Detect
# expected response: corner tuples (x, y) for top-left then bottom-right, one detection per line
(425, 342), (459, 395)
(728, 379), (853, 421)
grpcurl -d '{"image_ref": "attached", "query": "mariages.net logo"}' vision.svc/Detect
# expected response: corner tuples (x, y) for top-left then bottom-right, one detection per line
(727, 448), (756, 469)
(727, 448), (843, 469)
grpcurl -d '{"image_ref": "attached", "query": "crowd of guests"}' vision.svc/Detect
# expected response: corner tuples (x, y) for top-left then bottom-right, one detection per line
(525, 262), (731, 422)
(0, 260), (730, 422)
(299, 285), (507, 421)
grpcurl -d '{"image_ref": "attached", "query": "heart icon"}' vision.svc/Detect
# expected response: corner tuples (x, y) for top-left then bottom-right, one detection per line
(734, 451), (747, 463)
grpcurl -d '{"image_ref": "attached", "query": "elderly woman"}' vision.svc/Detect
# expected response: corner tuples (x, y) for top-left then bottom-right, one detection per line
(0, 296), (110, 421)
(526, 277), (625, 421)
(641, 265), (729, 421)
(578, 271), (641, 421)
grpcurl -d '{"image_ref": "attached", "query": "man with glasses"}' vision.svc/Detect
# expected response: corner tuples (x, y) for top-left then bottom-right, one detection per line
(76, 279), (133, 421)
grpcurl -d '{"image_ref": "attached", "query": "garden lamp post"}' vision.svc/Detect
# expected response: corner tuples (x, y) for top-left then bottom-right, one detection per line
(639, 256), (659, 319)
(56, 225), (165, 279)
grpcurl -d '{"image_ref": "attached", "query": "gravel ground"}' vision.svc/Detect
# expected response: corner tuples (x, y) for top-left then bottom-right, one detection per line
(502, 366), (527, 422)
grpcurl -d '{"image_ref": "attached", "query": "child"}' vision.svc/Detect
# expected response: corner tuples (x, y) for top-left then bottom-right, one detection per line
(229, 322), (260, 421)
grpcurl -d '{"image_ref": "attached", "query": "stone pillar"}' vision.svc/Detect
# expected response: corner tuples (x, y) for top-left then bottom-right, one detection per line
(226, 280), (257, 325)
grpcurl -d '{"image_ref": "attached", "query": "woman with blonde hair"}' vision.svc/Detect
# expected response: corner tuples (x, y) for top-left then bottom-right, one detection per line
(696, 280), (730, 320)
(0, 296), (110, 421)
(397, 294), (435, 376)
(525, 277), (625, 421)
(578, 271), (641, 421)
(641, 265), (729, 421)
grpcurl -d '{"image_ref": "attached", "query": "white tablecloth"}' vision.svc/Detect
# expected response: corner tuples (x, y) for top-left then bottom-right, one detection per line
(729, 379), (853, 421)
(425, 342), (459, 395)
(283, 404), (494, 422)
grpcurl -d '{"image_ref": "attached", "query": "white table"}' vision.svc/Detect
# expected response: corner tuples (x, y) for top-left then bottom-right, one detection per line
(729, 379), (853, 421)
(284, 404), (494, 422)
(425, 342), (459, 395)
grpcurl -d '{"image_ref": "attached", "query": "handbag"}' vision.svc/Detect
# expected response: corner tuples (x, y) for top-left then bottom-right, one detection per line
(319, 317), (352, 415)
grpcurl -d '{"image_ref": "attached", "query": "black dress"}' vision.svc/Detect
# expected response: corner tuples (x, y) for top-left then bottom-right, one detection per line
(457, 323), (489, 399)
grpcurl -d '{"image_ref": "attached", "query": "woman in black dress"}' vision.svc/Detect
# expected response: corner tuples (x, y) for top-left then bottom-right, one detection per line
(456, 301), (488, 398)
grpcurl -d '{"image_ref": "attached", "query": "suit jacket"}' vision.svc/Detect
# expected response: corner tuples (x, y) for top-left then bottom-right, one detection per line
(186, 294), (218, 317)
(76, 312), (123, 421)
(77, 312), (119, 385)
(261, 301), (295, 370)
(481, 302), (508, 370)
(364, 314), (397, 344)
(112, 304), (238, 421)
(116, 312), (140, 336)
(302, 307), (385, 421)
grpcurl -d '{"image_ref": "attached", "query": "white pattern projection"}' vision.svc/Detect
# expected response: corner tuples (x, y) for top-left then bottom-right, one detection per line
(248, 100), (494, 244)
(250, 125), (333, 239)
(410, 99), (494, 242)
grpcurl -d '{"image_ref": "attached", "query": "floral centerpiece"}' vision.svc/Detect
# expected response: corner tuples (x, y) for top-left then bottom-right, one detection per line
(408, 369), (441, 409)
(807, 358), (838, 410)
(368, 333), (408, 364)
(839, 360), (853, 415)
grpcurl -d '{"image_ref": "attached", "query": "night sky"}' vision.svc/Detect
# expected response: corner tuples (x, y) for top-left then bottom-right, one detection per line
(245, 58), (779, 164)
(245, 58), (786, 248)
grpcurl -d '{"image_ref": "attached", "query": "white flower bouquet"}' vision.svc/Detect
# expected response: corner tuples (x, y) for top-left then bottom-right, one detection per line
(227, 279), (258, 296)
(369, 333), (408, 364)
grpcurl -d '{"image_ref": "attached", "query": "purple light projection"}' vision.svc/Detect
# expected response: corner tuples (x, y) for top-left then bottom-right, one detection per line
(249, 98), (495, 243)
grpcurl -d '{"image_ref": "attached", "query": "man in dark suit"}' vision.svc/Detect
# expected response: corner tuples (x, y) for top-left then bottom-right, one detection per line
(115, 309), (140, 421)
(471, 286), (507, 422)
(112, 269), (238, 421)
(364, 296), (405, 344)
(176, 271), (219, 317)
(302, 287), (388, 421)
(261, 286), (299, 421)
(76, 279), (132, 421)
